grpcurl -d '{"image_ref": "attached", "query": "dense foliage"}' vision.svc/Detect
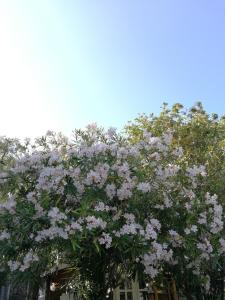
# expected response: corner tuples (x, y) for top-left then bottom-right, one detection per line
(0, 103), (225, 299)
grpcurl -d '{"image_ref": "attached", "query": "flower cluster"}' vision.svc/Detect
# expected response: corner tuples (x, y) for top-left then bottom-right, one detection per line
(0, 124), (224, 297)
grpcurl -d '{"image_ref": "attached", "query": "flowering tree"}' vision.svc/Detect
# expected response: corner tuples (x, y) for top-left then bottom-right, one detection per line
(126, 102), (225, 299)
(0, 104), (225, 300)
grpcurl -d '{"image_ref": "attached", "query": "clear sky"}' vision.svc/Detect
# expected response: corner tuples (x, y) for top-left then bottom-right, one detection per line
(0, 0), (225, 138)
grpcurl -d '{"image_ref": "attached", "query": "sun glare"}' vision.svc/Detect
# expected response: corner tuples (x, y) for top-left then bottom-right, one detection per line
(0, 3), (58, 138)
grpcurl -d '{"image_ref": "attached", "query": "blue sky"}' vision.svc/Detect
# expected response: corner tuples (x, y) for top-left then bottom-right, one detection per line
(0, 0), (225, 137)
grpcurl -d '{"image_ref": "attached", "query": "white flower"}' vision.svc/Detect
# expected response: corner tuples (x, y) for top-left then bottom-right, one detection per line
(20, 251), (39, 271)
(86, 216), (107, 230)
(190, 225), (198, 233)
(219, 238), (225, 253)
(117, 181), (134, 200)
(169, 230), (182, 246)
(172, 147), (183, 157)
(35, 226), (68, 242)
(137, 182), (151, 193)
(8, 260), (20, 271)
(197, 212), (207, 224)
(94, 202), (110, 212)
(48, 207), (67, 224)
(187, 165), (207, 177)
(105, 183), (116, 199)
(184, 228), (191, 235)
(0, 230), (10, 240)
(124, 213), (135, 223)
(0, 193), (16, 213)
(205, 192), (218, 205)
(197, 239), (213, 255)
(98, 233), (112, 249)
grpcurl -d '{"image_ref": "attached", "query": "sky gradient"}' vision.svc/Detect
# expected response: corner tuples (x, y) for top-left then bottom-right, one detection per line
(0, 0), (225, 138)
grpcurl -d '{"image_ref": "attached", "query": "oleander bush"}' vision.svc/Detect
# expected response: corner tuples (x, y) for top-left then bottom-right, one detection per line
(0, 103), (225, 299)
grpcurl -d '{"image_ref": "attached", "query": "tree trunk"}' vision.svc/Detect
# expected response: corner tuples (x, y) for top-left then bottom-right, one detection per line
(171, 279), (178, 300)
(167, 282), (172, 300)
(152, 285), (159, 300)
